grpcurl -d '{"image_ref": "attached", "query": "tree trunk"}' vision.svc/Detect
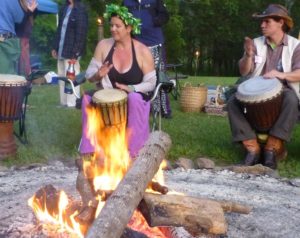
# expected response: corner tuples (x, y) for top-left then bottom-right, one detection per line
(86, 131), (172, 238)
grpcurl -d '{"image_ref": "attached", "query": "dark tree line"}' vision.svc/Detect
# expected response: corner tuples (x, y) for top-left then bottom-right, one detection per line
(30, 0), (300, 76)
(177, 0), (300, 76)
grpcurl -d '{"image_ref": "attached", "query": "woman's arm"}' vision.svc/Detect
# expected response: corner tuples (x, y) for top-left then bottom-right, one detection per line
(85, 39), (113, 83)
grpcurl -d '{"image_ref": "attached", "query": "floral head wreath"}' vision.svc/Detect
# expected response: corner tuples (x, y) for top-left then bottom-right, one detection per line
(104, 4), (141, 35)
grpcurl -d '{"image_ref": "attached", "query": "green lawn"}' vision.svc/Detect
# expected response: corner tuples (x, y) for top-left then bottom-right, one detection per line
(2, 76), (300, 178)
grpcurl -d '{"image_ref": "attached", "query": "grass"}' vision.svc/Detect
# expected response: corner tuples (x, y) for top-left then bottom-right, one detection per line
(2, 76), (300, 178)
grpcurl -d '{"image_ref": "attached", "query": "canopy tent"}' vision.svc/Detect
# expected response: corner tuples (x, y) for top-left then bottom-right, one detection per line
(36, 0), (59, 14)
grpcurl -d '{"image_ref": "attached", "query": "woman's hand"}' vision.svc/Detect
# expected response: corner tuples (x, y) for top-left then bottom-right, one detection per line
(97, 61), (113, 79)
(116, 82), (134, 93)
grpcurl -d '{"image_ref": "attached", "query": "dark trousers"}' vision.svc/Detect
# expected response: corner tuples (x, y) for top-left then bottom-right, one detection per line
(227, 87), (299, 142)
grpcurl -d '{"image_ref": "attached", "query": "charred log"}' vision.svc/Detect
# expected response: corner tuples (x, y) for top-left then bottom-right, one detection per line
(121, 227), (149, 238)
(34, 184), (60, 217)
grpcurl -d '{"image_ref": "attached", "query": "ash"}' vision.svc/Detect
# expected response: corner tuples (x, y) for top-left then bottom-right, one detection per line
(0, 161), (299, 238)
(165, 168), (300, 238)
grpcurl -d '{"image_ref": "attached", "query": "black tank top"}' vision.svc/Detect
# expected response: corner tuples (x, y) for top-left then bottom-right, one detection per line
(105, 41), (143, 88)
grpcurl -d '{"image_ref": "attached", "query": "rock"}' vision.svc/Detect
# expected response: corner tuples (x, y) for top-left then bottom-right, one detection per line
(289, 178), (300, 187)
(227, 164), (278, 176)
(196, 157), (215, 169)
(16, 163), (45, 170)
(175, 157), (195, 170)
(0, 165), (9, 172)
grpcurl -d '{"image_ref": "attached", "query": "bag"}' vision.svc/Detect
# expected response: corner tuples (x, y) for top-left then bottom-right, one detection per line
(153, 0), (169, 26)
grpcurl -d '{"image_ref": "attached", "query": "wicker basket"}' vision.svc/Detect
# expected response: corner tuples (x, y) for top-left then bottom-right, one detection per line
(180, 83), (207, 112)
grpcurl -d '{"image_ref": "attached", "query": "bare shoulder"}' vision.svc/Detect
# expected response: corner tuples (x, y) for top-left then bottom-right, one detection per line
(94, 38), (114, 60)
(133, 39), (152, 57)
(133, 39), (154, 72)
(96, 38), (114, 50)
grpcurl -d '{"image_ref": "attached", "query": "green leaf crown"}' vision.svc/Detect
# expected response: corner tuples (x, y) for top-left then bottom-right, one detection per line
(104, 4), (141, 35)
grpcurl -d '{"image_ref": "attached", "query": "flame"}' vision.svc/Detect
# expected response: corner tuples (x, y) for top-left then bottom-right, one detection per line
(83, 103), (130, 192)
(28, 99), (168, 237)
(153, 159), (167, 184)
(28, 191), (84, 238)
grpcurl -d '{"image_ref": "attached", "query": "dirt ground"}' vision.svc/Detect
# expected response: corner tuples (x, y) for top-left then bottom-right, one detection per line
(0, 161), (299, 238)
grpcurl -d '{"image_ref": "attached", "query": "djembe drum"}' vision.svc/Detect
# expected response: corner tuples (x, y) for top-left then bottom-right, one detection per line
(0, 74), (27, 159)
(92, 88), (128, 127)
(236, 76), (283, 132)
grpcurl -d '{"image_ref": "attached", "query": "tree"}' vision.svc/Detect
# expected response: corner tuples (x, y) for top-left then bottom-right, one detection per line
(30, 0), (300, 76)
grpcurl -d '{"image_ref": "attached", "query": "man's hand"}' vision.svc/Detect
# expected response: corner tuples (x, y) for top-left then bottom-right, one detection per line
(263, 70), (285, 80)
(244, 37), (255, 57)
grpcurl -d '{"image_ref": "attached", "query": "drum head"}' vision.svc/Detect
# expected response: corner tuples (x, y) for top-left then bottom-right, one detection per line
(92, 88), (128, 104)
(236, 76), (283, 103)
(0, 74), (27, 86)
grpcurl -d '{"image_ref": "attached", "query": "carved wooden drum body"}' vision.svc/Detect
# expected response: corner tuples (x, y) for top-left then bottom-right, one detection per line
(92, 89), (128, 127)
(0, 74), (27, 159)
(236, 76), (283, 132)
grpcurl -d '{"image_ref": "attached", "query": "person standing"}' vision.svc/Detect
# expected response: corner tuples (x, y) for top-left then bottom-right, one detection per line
(227, 4), (300, 169)
(0, 0), (37, 74)
(122, 0), (172, 118)
(52, 0), (88, 108)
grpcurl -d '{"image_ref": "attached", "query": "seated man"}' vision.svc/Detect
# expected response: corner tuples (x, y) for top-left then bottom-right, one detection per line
(227, 4), (300, 169)
(79, 4), (156, 158)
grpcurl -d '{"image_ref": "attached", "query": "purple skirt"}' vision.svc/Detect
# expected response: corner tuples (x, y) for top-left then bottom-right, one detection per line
(79, 92), (150, 159)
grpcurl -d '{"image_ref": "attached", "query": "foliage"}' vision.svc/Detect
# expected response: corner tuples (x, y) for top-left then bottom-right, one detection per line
(30, 0), (183, 71)
(164, 0), (185, 64)
(178, 0), (300, 76)
(30, 14), (57, 69)
(29, 0), (300, 76)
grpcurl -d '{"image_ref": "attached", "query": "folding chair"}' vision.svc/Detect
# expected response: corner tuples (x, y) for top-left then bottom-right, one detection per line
(149, 44), (175, 131)
(150, 80), (174, 131)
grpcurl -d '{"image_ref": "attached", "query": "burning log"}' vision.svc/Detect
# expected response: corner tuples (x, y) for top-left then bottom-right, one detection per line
(138, 193), (227, 235)
(95, 180), (169, 199)
(148, 181), (168, 194)
(86, 131), (172, 238)
(33, 184), (60, 216)
(75, 158), (99, 225)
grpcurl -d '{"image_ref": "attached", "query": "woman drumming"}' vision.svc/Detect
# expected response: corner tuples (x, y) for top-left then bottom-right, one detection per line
(79, 4), (157, 158)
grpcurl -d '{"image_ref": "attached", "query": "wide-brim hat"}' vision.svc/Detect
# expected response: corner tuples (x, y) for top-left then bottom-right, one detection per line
(252, 4), (293, 29)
